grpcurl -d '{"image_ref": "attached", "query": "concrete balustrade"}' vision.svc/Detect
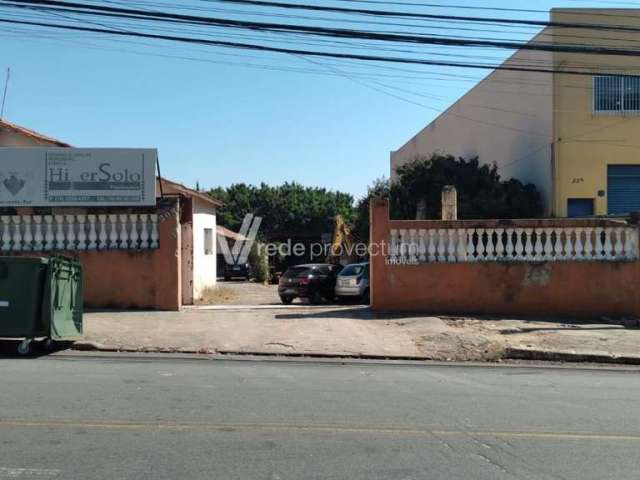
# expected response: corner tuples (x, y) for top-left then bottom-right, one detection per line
(0, 213), (159, 252)
(389, 225), (639, 264)
(371, 198), (640, 317)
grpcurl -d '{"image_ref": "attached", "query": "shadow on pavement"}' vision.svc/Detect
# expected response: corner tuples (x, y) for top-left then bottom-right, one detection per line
(275, 307), (414, 321)
(444, 314), (640, 331)
(0, 339), (74, 358)
(500, 325), (628, 334)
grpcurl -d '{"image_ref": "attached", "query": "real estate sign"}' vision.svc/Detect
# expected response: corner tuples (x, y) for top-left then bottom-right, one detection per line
(0, 148), (157, 206)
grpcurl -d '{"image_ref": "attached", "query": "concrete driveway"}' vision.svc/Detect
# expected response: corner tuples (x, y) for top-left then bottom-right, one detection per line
(81, 306), (456, 358)
(198, 281), (367, 307)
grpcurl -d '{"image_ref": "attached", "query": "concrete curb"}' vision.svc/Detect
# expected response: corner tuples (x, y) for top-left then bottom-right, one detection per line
(504, 347), (640, 365)
(71, 342), (640, 366)
(72, 341), (216, 355)
(71, 342), (439, 361)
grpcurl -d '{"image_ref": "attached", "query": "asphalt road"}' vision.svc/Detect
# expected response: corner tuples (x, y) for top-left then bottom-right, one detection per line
(1, 356), (639, 480)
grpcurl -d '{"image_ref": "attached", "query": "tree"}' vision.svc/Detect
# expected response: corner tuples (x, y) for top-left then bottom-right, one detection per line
(352, 177), (390, 243)
(392, 154), (543, 220)
(208, 182), (355, 242)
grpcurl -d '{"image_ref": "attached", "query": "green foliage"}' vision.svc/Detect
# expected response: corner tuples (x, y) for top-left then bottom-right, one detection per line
(248, 242), (270, 284)
(351, 155), (543, 242)
(353, 177), (390, 243)
(392, 154), (543, 220)
(208, 182), (355, 241)
(210, 155), (542, 250)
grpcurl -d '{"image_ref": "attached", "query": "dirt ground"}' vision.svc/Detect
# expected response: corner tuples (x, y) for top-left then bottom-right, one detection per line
(196, 281), (281, 305)
(196, 281), (366, 306)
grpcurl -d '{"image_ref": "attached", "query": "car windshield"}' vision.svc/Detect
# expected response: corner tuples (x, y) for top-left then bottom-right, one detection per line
(340, 264), (366, 276)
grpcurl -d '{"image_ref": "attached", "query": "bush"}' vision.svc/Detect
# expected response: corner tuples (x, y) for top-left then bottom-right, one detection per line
(248, 242), (269, 284)
(393, 154), (543, 220)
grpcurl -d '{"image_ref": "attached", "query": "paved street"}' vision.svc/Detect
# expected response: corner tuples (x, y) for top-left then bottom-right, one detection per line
(1, 356), (640, 479)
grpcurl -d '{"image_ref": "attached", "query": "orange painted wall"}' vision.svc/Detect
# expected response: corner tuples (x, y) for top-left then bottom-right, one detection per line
(2, 201), (182, 311)
(77, 204), (181, 310)
(370, 198), (640, 318)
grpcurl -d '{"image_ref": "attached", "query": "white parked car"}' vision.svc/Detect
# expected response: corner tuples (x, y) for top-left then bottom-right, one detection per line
(335, 262), (369, 304)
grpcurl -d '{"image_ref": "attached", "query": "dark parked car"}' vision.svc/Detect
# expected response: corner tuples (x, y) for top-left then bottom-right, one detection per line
(278, 263), (342, 304)
(223, 261), (251, 281)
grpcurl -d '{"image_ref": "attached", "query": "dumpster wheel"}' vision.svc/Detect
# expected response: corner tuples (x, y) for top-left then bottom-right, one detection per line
(17, 339), (32, 356)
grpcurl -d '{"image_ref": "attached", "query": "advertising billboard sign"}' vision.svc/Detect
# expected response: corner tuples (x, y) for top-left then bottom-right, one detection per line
(0, 148), (157, 206)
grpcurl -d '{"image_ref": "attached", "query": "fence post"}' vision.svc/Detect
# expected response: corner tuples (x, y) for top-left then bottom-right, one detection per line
(369, 197), (390, 310)
(441, 186), (457, 221)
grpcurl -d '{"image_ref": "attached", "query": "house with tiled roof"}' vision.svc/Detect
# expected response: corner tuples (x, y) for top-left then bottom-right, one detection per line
(0, 119), (220, 309)
(0, 119), (70, 147)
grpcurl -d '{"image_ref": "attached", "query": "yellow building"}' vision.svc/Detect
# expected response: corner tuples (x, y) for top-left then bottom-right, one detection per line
(552, 9), (640, 217)
(392, 8), (640, 218)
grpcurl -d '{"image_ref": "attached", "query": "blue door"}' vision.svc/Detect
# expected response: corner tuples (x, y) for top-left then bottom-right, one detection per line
(567, 199), (594, 218)
(608, 165), (640, 214)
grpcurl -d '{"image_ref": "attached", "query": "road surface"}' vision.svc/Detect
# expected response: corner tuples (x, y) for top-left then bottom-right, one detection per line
(1, 355), (639, 479)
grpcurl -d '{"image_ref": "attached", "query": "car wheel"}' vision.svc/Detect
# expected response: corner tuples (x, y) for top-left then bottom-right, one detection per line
(280, 296), (294, 305)
(362, 289), (370, 305)
(311, 291), (324, 305)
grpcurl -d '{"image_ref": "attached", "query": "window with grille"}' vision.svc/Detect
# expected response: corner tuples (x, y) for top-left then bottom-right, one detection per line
(593, 75), (640, 113)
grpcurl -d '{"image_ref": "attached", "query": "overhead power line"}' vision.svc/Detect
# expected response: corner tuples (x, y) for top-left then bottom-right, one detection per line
(333, 0), (549, 14)
(207, 0), (640, 34)
(0, 15), (637, 78)
(21, 0), (640, 53)
(5, 0), (640, 59)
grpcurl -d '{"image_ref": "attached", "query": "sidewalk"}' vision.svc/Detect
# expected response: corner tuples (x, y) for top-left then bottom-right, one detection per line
(76, 307), (640, 364)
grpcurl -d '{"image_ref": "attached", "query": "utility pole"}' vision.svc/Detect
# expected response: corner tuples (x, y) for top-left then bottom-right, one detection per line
(0, 67), (10, 120)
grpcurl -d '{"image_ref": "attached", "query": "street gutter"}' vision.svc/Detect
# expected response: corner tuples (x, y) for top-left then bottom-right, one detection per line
(69, 341), (640, 367)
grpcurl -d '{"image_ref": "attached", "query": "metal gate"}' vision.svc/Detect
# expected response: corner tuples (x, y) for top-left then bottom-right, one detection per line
(608, 165), (640, 214)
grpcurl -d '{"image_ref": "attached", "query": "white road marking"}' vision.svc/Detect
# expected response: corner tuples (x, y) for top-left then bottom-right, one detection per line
(0, 467), (60, 478)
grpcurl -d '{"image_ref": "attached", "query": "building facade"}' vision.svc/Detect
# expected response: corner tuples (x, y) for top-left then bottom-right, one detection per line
(0, 119), (220, 309)
(391, 9), (640, 218)
(158, 178), (218, 304)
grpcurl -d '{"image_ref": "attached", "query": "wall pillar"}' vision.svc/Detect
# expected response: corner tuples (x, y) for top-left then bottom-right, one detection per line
(441, 186), (458, 221)
(154, 199), (182, 310)
(369, 197), (390, 310)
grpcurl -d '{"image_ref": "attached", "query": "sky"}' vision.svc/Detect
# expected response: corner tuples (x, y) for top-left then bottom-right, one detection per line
(0, 0), (631, 200)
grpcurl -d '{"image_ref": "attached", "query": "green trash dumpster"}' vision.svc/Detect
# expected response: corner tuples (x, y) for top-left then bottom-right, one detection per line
(0, 256), (83, 354)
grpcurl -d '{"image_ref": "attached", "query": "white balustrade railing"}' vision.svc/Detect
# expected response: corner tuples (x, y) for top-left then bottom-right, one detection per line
(0, 214), (159, 252)
(389, 226), (639, 264)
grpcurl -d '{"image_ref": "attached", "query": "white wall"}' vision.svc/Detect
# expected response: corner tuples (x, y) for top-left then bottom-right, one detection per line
(192, 197), (217, 299)
(390, 30), (554, 215)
